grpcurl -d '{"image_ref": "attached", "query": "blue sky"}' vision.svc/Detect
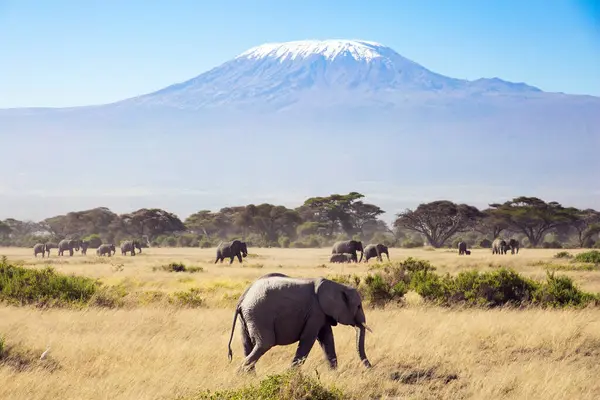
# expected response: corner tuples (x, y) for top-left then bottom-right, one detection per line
(0, 0), (599, 108)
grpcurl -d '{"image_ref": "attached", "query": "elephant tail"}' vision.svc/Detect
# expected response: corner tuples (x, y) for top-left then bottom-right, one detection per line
(227, 307), (240, 362)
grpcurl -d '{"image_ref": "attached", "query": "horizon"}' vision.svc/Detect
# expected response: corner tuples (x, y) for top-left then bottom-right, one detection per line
(1, 0), (600, 108)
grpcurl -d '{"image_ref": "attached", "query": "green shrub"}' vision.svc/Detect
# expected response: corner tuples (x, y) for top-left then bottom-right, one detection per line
(169, 288), (204, 308)
(533, 271), (600, 307)
(574, 250), (600, 264)
(0, 258), (99, 307)
(82, 234), (102, 248)
(554, 251), (573, 259)
(479, 239), (492, 248)
(187, 369), (344, 400)
(401, 239), (424, 248)
(278, 236), (291, 248)
(542, 241), (563, 249)
(154, 262), (203, 273)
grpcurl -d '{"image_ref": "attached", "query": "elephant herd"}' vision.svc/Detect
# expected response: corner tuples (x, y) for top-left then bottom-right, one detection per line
(329, 240), (390, 263)
(457, 238), (520, 255)
(33, 239), (143, 258)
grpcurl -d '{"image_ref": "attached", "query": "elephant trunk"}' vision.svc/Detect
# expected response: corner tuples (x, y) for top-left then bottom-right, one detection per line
(355, 326), (371, 368)
(358, 251), (363, 263)
(385, 251), (390, 261)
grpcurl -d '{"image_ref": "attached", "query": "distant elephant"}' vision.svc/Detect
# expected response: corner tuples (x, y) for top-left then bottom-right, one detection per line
(331, 240), (364, 263)
(508, 239), (520, 254)
(458, 241), (467, 255)
(57, 239), (82, 256)
(226, 273), (372, 372)
(492, 238), (508, 255)
(45, 243), (57, 256)
(329, 254), (354, 263)
(96, 243), (116, 257)
(120, 240), (141, 256)
(80, 240), (90, 255)
(363, 243), (389, 262)
(465, 250), (471, 255)
(33, 243), (49, 258)
(215, 240), (248, 264)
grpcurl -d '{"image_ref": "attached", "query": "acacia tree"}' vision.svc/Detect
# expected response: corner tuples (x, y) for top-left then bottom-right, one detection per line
(570, 209), (600, 247)
(474, 208), (510, 239)
(488, 197), (579, 247)
(394, 200), (483, 248)
(242, 203), (302, 243)
(299, 192), (383, 238)
(120, 208), (185, 241)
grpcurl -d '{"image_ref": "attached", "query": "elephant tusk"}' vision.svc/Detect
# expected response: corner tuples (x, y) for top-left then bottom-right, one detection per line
(362, 323), (373, 333)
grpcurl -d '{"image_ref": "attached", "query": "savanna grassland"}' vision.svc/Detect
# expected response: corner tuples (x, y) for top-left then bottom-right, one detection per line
(2, 247), (600, 400)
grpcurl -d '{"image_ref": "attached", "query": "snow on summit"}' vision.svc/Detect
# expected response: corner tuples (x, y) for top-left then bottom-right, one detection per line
(236, 39), (391, 62)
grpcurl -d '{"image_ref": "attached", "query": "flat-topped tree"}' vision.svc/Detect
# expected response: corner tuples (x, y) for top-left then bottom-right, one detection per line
(394, 200), (483, 248)
(570, 209), (600, 247)
(488, 197), (580, 247)
(474, 208), (511, 239)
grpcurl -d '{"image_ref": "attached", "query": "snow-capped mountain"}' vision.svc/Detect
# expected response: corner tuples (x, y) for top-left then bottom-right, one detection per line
(0, 39), (599, 220)
(117, 39), (545, 111)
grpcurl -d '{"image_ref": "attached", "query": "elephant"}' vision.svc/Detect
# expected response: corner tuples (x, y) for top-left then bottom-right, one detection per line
(226, 273), (372, 372)
(57, 239), (82, 256)
(329, 254), (354, 263)
(33, 243), (49, 258)
(331, 240), (364, 263)
(363, 243), (390, 262)
(215, 240), (248, 264)
(465, 250), (471, 255)
(80, 240), (90, 255)
(458, 241), (467, 255)
(120, 240), (141, 256)
(492, 238), (508, 255)
(44, 243), (57, 256)
(508, 239), (520, 255)
(96, 243), (116, 257)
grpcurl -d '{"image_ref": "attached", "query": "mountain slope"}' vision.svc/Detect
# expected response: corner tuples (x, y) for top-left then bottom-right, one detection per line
(116, 39), (545, 112)
(0, 39), (599, 220)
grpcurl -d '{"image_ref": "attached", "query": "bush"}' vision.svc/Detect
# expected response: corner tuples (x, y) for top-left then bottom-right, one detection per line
(278, 236), (291, 248)
(554, 251), (573, 259)
(169, 288), (204, 308)
(177, 234), (200, 247)
(533, 271), (600, 307)
(479, 239), (492, 248)
(82, 234), (102, 248)
(0, 258), (99, 307)
(574, 250), (600, 264)
(401, 238), (424, 248)
(542, 241), (563, 249)
(188, 369), (344, 400)
(154, 262), (203, 273)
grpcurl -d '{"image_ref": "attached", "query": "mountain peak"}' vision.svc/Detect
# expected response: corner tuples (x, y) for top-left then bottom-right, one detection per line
(235, 39), (394, 63)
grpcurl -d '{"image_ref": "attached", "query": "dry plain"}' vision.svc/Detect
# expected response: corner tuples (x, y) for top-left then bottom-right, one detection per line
(1, 246), (600, 400)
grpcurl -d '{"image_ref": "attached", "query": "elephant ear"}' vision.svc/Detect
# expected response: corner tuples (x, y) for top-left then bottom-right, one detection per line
(315, 278), (349, 325)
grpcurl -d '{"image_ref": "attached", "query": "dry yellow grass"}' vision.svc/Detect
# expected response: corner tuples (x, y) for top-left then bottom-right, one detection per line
(1, 246), (600, 399)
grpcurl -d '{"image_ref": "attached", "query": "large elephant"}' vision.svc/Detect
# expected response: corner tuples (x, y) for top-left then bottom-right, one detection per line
(508, 239), (520, 254)
(96, 244), (116, 257)
(120, 240), (141, 256)
(33, 243), (49, 258)
(329, 253), (354, 263)
(331, 240), (364, 263)
(57, 239), (82, 256)
(363, 243), (390, 262)
(226, 273), (372, 372)
(80, 240), (90, 255)
(492, 238), (508, 255)
(457, 241), (467, 255)
(215, 240), (248, 264)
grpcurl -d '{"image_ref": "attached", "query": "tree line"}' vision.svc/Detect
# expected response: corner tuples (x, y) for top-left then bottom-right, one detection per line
(0, 193), (598, 250)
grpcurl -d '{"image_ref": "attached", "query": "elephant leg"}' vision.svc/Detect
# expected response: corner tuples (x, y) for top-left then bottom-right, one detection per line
(291, 335), (318, 368)
(229, 256), (234, 264)
(240, 343), (271, 372)
(237, 252), (243, 263)
(317, 324), (338, 369)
